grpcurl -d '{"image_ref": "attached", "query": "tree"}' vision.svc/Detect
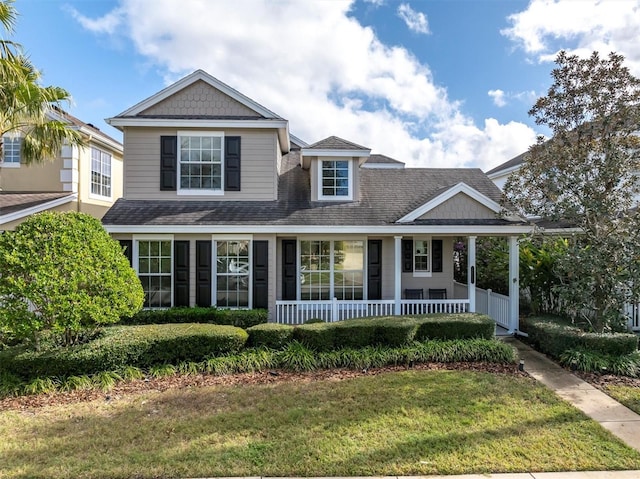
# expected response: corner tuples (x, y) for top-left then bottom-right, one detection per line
(0, 0), (83, 170)
(504, 51), (640, 332)
(0, 212), (144, 348)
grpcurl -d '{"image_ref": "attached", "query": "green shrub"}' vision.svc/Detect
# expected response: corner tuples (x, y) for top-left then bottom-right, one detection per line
(333, 319), (378, 349)
(372, 317), (418, 346)
(523, 316), (638, 358)
(247, 323), (294, 349)
(413, 313), (495, 340)
(560, 348), (640, 377)
(277, 341), (317, 372)
(122, 307), (267, 329)
(293, 322), (335, 351)
(0, 323), (248, 379)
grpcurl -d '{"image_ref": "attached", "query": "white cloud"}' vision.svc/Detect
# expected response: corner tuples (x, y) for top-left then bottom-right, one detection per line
(65, 5), (125, 34)
(397, 3), (430, 35)
(488, 89), (507, 107)
(75, 0), (535, 169)
(503, 0), (640, 75)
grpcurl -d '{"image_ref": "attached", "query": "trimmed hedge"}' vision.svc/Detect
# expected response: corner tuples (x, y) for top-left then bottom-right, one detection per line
(121, 307), (267, 329)
(247, 323), (294, 349)
(0, 323), (248, 379)
(413, 313), (495, 341)
(522, 316), (638, 358)
(293, 314), (486, 351)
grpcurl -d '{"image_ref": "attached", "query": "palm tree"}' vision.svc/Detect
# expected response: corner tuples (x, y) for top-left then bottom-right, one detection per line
(0, 0), (84, 168)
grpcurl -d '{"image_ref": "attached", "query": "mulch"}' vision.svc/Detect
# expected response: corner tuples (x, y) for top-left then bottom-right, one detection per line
(0, 362), (525, 411)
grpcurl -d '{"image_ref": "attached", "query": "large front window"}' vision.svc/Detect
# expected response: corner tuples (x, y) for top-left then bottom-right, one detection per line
(179, 133), (223, 191)
(91, 147), (112, 197)
(137, 240), (172, 308)
(216, 240), (250, 308)
(2, 135), (21, 166)
(300, 240), (364, 300)
(319, 160), (351, 199)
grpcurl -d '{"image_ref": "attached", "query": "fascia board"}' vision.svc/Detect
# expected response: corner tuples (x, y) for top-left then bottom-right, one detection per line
(106, 118), (288, 129)
(301, 148), (371, 157)
(104, 223), (533, 235)
(0, 194), (77, 225)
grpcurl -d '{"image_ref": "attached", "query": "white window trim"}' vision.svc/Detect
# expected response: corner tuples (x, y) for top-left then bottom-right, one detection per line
(89, 146), (113, 201)
(413, 236), (432, 278)
(317, 159), (353, 201)
(212, 237), (253, 309)
(177, 130), (225, 196)
(297, 238), (366, 300)
(133, 235), (174, 309)
(2, 135), (21, 168)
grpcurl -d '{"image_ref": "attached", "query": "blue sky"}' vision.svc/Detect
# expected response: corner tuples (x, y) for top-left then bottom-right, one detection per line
(13, 0), (640, 170)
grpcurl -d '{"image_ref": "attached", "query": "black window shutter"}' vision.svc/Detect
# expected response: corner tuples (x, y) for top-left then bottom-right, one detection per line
(432, 239), (443, 273)
(402, 239), (413, 273)
(253, 241), (269, 309)
(367, 240), (382, 300)
(174, 241), (190, 307)
(160, 136), (177, 191)
(196, 240), (212, 307)
(282, 239), (297, 300)
(224, 136), (241, 191)
(119, 240), (133, 266)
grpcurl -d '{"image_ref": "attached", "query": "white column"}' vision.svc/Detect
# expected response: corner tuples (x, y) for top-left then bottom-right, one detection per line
(508, 236), (520, 334)
(467, 236), (476, 313)
(394, 236), (402, 315)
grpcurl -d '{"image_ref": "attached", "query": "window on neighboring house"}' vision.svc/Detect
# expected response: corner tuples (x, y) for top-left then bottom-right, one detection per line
(91, 147), (112, 197)
(2, 135), (21, 166)
(300, 239), (364, 300)
(414, 238), (431, 274)
(179, 133), (223, 192)
(216, 240), (250, 308)
(319, 160), (351, 199)
(137, 240), (172, 308)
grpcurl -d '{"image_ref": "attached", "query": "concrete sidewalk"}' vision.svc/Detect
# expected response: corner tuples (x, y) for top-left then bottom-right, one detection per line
(506, 338), (640, 453)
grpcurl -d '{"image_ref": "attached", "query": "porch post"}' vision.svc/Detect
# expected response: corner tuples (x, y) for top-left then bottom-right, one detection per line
(394, 236), (402, 315)
(467, 236), (476, 313)
(508, 235), (520, 334)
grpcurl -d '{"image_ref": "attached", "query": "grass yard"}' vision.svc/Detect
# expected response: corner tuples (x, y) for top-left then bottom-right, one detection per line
(603, 385), (640, 415)
(2, 369), (640, 479)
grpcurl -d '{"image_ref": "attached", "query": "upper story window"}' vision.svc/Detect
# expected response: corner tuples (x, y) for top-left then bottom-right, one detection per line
(2, 135), (21, 167)
(178, 132), (223, 193)
(91, 147), (112, 198)
(318, 159), (352, 200)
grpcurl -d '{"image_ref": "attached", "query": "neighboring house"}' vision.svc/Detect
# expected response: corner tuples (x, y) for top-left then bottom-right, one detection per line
(0, 109), (124, 230)
(486, 152), (527, 191)
(103, 70), (530, 332)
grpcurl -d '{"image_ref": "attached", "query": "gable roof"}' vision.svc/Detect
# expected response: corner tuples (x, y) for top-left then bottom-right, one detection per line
(485, 151), (528, 177)
(113, 70), (283, 120)
(362, 154), (405, 169)
(102, 151), (528, 234)
(306, 136), (370, 151)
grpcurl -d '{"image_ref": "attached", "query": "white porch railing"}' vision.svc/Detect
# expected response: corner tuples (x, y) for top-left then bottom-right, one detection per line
(275, 298), (470, 325)
(453, 281), (510, 330)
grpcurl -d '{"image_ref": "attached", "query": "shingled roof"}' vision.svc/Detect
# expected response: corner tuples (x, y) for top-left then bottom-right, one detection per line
(305, 136), (370, 151)
(102, 151), (522, 228)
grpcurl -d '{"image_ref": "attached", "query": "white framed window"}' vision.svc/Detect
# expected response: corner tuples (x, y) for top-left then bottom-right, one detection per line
(215, 239), (251, 308)
(2, 135), (21, 167)
(299, 239), (364, 300)
(318, 160), (352, 200)
(90, 147), (112, 198)
(135, 238), (173, 308)
(178, 131), (224, 195)
(414, 237), (432, 277)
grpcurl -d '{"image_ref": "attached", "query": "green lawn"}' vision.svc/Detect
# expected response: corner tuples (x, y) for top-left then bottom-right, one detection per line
(603, 385), (640, 415)
(2, 369), (640, 479)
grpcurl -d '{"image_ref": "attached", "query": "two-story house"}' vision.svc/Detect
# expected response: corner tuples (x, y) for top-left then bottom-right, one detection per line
(103, 70), (531, 333)
(0, 109), (124, 230)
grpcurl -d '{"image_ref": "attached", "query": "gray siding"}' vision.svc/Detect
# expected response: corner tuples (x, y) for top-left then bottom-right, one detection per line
(141, 80), (259, 117)
(418, 193), (496, 220)
(123, 127), (278, 200)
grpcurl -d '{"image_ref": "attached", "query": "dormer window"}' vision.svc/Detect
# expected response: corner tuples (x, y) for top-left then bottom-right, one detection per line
(318, 159), (353, 200)
(178, 131), (224, 194)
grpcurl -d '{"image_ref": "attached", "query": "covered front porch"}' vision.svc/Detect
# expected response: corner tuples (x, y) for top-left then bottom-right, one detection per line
(275, 235), (521, 334)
